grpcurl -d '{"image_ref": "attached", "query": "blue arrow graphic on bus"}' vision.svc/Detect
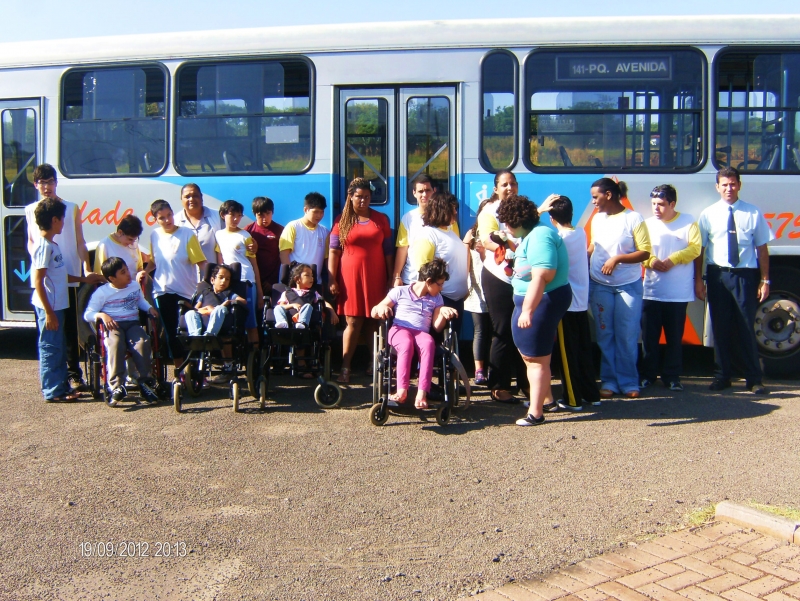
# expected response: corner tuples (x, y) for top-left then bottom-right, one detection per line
(14, 261), (31, 282)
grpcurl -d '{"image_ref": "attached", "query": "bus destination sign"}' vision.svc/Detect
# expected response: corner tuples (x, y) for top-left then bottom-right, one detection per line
(557, 55), (672, 81)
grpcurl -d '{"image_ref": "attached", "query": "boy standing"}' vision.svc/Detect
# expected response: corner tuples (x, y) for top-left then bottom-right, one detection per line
(245, 196), (284, 294)
(538, 194), (600, 408)
(31, 198), (97, 402)
(215, 200), (262, 347)
(26, 163), (103, 390)
(94, 214), (149, 285)
(279, 192), (329, 284)
(83, 257), (161, 406)
(640, 185), (701, 391)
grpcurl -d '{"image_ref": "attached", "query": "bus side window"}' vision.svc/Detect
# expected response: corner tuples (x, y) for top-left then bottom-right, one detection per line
(60, 66), (167, 177)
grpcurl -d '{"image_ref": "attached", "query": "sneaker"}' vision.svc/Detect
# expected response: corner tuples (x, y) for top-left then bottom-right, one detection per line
(110, 385), (127, 406)
(639, 378), (653, 389)
(542, 401), (560, 413)
(667, 380), (684, 392)
(69, 375), (88, 392)
(557, 400), (584, 412)
(516, 414), (545, 426)
(474, 369), (488, 386)
(210, 364), (235, 384)
(295, 323), (306, 330)
(275, 322), (289, 329)
(138, 379), (160, 404)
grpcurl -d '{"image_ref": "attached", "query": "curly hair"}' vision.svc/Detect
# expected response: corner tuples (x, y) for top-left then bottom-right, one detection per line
(288, 262), (313, 288)
(337, 178), (371, 247)
(423, 191), (456, 228)
(418, 257), (450, 283)
(496, 194), (540, 231)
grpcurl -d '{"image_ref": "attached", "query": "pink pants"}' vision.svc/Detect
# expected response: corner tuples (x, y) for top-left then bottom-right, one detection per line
(388, 325), (436, 393)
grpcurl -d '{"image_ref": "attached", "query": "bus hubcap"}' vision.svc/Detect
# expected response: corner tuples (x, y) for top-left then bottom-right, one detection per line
(755, 296), (800, 355)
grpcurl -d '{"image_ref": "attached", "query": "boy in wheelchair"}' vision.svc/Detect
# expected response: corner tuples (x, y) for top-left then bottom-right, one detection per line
(370, 258), (458, 409)
(83, 257), (161, 406)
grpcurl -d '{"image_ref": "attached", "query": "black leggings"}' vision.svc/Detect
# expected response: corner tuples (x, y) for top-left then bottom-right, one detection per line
(481, 267), (526, 390)
(154, 293), (189, 360)
(470, 311), (491, 364)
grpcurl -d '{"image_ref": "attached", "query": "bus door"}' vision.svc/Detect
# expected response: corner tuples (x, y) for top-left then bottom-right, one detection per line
(339, 86), (457, 229)
(0, 99), (41, 323)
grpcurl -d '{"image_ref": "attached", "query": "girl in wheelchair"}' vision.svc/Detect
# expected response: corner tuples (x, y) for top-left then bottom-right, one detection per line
(370, 258), (458, 409)
(274, 262), (338, 330)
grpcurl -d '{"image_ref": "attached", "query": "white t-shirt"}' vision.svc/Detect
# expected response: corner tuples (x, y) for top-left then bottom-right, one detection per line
(590, 210), (651, 286)
(215, 229), (257, 283)
(26, 199), (81, 288)
(644, 213), (700, 303)
(279, 219), (330, 283)
(411, 226), (469, 301)
(558, 227), (589, 312)
(84, 282), (152, 323)
(149, 226), (206, 299)
(396, 207), (459, 284)
(31, 237), (69, 311)
(464, 248), (488, 313)
(94, 235), (144, 278)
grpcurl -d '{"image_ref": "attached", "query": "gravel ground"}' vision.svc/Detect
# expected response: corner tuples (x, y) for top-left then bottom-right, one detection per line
(0, 328), (797, 601)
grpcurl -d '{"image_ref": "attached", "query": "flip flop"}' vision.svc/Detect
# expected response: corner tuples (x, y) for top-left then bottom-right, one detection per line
(336, 368), (351, 384)
(48, 391), (80, 402)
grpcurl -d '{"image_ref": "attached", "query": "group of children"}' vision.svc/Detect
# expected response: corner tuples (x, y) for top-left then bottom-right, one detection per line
(31, 174), (340, 405)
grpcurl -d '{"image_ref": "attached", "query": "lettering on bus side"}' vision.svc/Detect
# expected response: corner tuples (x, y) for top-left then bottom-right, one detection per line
(557, 55), (673, 81)
(79, 200), (155, 226)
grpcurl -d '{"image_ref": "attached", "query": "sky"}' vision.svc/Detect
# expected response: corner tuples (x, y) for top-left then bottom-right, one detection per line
(7, 0), (800, 42)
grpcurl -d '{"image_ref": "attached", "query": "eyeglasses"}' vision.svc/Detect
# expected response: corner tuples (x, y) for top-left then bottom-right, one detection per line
(35, 178), (56, 186)
(650, 188), (666, 199)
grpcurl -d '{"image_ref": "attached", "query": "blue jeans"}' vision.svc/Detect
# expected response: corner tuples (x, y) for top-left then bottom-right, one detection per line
(185, 305), (230, 336)
(35, 307), (69, 400)
(590, 279), (643, 394)
(274, 304), (313, 327)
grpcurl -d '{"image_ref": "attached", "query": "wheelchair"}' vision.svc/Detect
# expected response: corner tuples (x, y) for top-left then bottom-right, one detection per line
(77, 283), (170, 405)
(259, 263), (342, 409)
(172, 262), (260, 413)
(369, 318), (470, 427)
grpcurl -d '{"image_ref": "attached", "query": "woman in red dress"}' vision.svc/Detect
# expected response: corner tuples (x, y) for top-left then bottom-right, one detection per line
(328, 178), (393, 383)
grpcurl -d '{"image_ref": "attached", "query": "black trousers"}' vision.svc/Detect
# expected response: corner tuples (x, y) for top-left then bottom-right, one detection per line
(553, 310), (600, 404)
(154, 293), (189, 360)
(442, 295), (464, 338)
(481, 267), (526, 390)
(706, 265), (762, 383)
(470, 311), (491, 364)
(65, 287), (82, 379)
(640, 300), (687, 383)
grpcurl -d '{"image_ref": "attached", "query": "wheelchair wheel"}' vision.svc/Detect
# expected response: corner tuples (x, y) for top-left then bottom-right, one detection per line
(436, 405), (451, 426)
(246, 349), (259, 398)
(369, 402), (389, 426)
(314, 381), (342, 408)
(231, 379), (240, 412)
(184, 363), (201, 398)
(372, 326), (386, 405)
(173, 381), (182, 413)
(258, 376), (268, 410)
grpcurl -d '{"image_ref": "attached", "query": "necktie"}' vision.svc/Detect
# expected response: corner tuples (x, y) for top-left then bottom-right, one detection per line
(727, 207), (739, 267)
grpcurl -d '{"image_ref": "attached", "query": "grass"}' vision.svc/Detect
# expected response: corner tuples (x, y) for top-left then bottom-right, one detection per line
(747, 501), (800, 522)
(684, 503), (717, 528)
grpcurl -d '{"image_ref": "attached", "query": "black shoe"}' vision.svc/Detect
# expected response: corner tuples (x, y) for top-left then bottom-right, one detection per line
(640, 378), (654, 389)
(708, 379), (731, 391)
(516, 414), (545, 426)
(746, 381), (769, 395)
(69, 375), (88, 392)
(666, 380), (684, 392)
(138, 379), (160, 404)
(109, 385), (127, 406)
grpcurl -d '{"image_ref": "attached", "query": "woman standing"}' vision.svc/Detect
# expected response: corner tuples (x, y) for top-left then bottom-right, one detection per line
(588, 178), (651, 398)
(478, 170), (527, 402)
(497, 195), (572, 426)
(463, 198), (492, 385)
(174, 183), (222, 266)
(328, 178), (393, 383)
(409, 191), (469, 334)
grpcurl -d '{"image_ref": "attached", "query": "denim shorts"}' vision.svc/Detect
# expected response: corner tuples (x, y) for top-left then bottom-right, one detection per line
(511, 284), (572, 358)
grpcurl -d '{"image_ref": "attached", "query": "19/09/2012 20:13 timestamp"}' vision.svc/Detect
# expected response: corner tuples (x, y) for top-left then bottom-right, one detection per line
(79, 541), (188, 558)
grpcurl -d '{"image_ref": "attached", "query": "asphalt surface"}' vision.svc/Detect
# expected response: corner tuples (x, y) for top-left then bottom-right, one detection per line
(0, 328), (797, 601)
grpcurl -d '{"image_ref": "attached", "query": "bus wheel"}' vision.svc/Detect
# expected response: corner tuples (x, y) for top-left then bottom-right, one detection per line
(756, 266), (800, 378)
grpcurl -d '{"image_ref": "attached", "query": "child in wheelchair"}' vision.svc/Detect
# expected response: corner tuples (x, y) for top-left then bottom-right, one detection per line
(83, 257), (161, 406)
(274, 262), (338, 330)
(370, 258), (458, 409)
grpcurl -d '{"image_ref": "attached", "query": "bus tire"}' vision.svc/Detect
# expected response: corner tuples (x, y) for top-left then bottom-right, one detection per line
(756, 266), (800, 378)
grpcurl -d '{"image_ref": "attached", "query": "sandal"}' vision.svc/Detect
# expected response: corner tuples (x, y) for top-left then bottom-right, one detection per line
(47, 391), (80, 402)
(491, 389), (519, 404)
(336, 368), (351, 384)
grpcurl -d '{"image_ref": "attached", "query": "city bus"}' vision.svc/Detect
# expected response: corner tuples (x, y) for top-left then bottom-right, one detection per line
(1, 14), (799, 375)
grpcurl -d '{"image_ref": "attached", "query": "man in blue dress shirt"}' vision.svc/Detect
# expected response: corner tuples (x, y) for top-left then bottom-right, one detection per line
(694, 167), (774, 394)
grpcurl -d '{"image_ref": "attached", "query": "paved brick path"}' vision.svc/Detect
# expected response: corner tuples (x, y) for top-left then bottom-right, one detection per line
(462, 521), (800, 601)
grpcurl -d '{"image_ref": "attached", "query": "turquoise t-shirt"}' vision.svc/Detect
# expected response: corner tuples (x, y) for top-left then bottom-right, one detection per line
(512, 224), (570, 297)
